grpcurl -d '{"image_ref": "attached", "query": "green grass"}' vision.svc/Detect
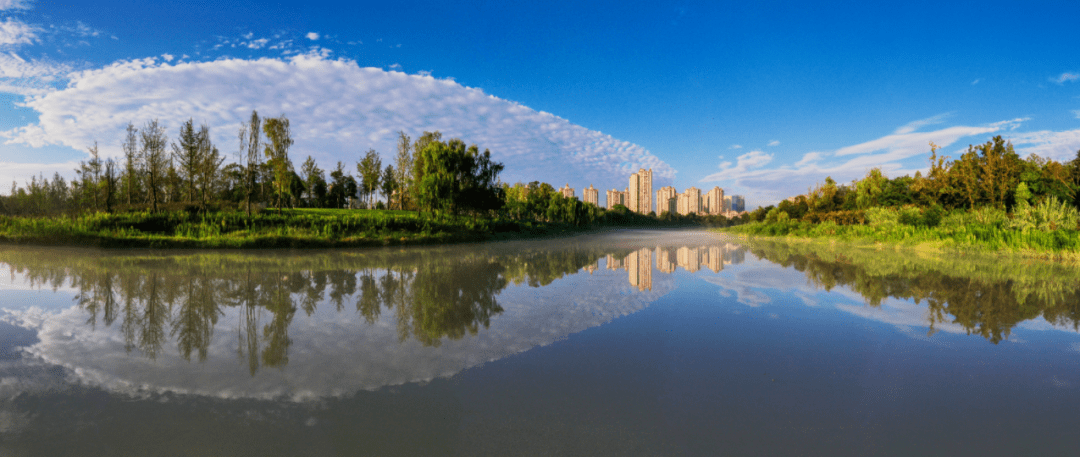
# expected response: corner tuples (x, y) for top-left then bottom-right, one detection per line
(0, 208), (613, 249)
(721, 214), (1080, 260)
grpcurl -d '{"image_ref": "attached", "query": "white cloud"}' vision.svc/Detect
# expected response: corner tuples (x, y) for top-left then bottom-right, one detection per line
(0, 52), (71, 95)
(306, 32), (320, 41)
(1073, 110), (1080, 120)
(0, 0), (28, 11)
(893, 113), (950, 135)
(794, 152), (822, 167)
(3, 53), (675, 190)
(1053, 72), (1079, 84)
(388, 63), (402, 71)
(160, 53), (173, 62)
(245, 38), (269, 49)
(0, 18), (37, 46)
(701, 118), (1026, 206)
(728, 144), (742, 149)
(708, 150), (773, 178)
(971, 79), (980, 85)
(766, 140), (779, 146)
(1010, 129), (1080, 162)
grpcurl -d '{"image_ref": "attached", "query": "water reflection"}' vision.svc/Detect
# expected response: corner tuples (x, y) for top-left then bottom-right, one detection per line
(0, 231), (743, 399)
(742, 239), (1080, 343)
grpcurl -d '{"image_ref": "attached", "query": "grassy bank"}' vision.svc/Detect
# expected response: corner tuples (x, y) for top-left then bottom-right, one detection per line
(720, 207), (1080, 261)
(0, 208), (687, 249)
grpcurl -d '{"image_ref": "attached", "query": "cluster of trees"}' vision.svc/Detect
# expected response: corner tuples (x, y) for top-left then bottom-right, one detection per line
(752, 136), (1080, 226)
(0, 113), (510, 218)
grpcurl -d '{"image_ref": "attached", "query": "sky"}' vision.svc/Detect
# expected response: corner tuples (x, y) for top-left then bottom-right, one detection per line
(0, 0), (1078, 208)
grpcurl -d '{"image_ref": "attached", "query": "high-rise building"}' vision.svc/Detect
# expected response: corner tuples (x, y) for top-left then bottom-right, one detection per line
(583, 185), (599, 206)
(559, 183), (575, 199)
(704, 187), (724, 215)
(656, 186), (677, 215)
(678, 187), (702, 215)
(606, 188), (629, 210)
(731, 195), (745, 212)
(723, 195), (732, 212)
(627, 168), (653, 214)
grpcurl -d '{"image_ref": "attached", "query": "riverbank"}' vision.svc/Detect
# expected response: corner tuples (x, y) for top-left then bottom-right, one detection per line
(0, 208), (697, 249)
(718, 218), (1080, 262)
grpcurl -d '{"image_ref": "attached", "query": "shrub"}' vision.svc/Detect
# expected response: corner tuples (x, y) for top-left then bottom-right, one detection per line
(865, 207), (899, 227)
(1009, 197), (1079, 232)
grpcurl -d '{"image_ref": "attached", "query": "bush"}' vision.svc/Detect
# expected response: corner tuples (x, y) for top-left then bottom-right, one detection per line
(865, 207), (899, 227)
(1009, 197), (1079, 232)
(897, 206), (922, 226)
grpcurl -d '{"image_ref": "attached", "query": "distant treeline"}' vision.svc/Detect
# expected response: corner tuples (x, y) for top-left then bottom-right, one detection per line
(748, 136), (1080, 230)
(0, 111), (744, 229)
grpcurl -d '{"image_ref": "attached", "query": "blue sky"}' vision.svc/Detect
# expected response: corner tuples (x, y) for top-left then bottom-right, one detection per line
(1, 0), (1078, 208)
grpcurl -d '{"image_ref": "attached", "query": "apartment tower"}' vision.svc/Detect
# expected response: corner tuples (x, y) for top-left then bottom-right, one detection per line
(583, 185), (599, 206)
(627, 168), (653, 214)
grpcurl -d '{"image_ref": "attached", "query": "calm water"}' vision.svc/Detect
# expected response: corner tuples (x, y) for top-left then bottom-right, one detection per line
(2, 229), (1080, 456)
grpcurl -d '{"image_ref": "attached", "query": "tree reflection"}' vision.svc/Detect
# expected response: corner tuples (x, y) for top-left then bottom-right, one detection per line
(745, 240), (1080, 343)
(0, 246), (612, 373)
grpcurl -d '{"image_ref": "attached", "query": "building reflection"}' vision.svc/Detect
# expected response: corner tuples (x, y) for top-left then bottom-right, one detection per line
(601, 243), (748, 291)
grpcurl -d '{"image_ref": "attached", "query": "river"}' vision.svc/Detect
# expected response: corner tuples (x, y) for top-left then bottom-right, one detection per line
(1, 229), (1078, 456)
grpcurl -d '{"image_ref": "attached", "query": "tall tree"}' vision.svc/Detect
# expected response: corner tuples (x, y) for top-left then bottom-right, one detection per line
(196, 124), (224, 206)
(103, 158), (117, 213)
(394, 131), (412, 209)
(76, 141), (102, 210)
(172, 118), (202, 203)
(299, 156), (326, 207)
(122, 123), (139, 205)
(380, 164), (396, 208)
(239, 110), (262, 216)
(139, 119), (169, 212)
(263, 115), (294, 211)
(357, 149), (382, 208)
(411, 131), (442, 213)
(328, 161), (357, 209)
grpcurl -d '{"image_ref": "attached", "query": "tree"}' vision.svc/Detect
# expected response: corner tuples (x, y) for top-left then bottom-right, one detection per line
(855, 168), (887, 209)
(380, 164), (396, 208)
(412, 137), (504, 215)
(239, 110), (262, 216)
(173, 118), (202, 203)
(357, 149), (382, 208)
(76, 141), (102, 210)
(196, 125), (224, 206)
(122, 123), (139, 205)
(328, 161), (357, 208)
(103, 158), (117, 213)
(299, 156), (326, 207)
(263, 115), (295, 211)
(140, 119), (169, 212)
(394, 131), (412, 209)
(411, 131), (443, 209)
